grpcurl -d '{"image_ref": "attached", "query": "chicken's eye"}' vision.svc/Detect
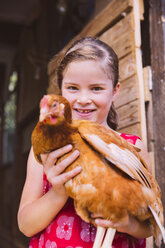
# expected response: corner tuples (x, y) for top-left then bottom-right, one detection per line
(52, 102), (57, 107)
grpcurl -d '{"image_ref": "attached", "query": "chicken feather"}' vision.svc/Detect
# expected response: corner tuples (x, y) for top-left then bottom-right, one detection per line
(83, 133), (151, 188)
(32, 94), (165, 247)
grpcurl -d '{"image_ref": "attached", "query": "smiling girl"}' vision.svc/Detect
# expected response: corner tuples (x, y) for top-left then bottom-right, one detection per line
(18, 37), (153, 248)
(61, 59), (119, 127)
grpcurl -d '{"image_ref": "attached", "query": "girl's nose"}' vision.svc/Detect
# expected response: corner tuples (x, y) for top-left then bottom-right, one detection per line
(76, 96), (92, 105)
(77, 99), (92, 104)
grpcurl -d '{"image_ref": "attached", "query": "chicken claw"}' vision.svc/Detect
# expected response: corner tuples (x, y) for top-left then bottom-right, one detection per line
(93, 226), (116, 248)
(101, 228), (116, 248)
(93, 226), (106, 248)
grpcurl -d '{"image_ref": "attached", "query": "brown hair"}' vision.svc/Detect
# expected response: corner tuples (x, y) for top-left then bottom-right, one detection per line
(57, 37), (119, 130)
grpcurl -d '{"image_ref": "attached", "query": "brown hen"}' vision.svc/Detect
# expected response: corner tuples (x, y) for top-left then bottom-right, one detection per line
(31, 94), (165, 248)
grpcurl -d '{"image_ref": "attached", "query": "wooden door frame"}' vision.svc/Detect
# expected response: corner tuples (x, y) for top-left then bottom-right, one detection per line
(149, 0), (165, 224)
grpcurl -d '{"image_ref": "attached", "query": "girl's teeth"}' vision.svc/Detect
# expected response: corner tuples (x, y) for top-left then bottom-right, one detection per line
(78, 110), (91, 113)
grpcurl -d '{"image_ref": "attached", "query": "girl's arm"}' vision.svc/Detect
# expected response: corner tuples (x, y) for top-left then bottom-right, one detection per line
(93, 139), (153, 239)
(17, 145), (81, 237)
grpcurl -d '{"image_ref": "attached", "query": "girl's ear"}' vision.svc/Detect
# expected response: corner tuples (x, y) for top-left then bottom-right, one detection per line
(112, 82), (120, 102)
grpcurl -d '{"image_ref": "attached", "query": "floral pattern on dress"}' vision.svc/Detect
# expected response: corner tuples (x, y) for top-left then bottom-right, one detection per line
(45, 240), (57, 248)
(56, 215), (74, 240)
(80, 220), (96, 242)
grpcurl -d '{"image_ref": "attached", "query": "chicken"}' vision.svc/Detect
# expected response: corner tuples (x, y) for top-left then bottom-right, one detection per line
(31, 94), (165, 248)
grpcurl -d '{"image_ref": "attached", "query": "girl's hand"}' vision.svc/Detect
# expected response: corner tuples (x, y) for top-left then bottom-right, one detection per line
(92, 213), (131, 233)
(41, 144), (81, 199)
(92, 213), (153, 238)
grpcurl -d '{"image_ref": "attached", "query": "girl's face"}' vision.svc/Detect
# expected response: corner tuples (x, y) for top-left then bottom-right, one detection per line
(61, 60), (119, 128)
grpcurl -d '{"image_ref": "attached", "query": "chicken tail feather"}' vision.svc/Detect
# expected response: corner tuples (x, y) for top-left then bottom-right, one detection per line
(149, 205), (165, 246)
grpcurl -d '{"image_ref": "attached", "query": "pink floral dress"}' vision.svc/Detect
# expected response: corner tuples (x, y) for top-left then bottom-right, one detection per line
(29, 134), (146, 248)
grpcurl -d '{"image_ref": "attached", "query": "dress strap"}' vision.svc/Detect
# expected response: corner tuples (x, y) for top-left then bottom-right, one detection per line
(120, 133), (141, 145)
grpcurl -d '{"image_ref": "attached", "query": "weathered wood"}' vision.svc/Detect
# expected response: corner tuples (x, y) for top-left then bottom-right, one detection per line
(143, 66), (152, 102)
(99, 12), (135, 59)
(134, 47), (147, 145)
(115, 75), (138, 108)
(117, 99), (139, 129)
(149, 1), (165, 241)
(118, 123), (141, 137)
(72, 0), (133, 38)
(143, 66), (155, 156)
(119, 52), (136, 81)
(133, 0), (141, 48)
(132, 0), (147, 145)
(139, 0), (144, 20)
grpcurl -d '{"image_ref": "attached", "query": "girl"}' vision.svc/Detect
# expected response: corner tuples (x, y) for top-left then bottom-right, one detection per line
(18, 37), (153, 248)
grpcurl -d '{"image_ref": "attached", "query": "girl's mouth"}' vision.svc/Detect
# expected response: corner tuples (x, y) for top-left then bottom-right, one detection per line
(74, 108), (96, 118)
(74, 109), (95, 113)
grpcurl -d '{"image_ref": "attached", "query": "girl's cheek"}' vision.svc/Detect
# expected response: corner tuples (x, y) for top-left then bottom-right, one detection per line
(96, 96), (109, 106)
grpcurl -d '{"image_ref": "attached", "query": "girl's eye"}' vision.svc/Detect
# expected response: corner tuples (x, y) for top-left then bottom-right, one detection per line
(67, 86), (78, 91)
(92, 86), (103, 91)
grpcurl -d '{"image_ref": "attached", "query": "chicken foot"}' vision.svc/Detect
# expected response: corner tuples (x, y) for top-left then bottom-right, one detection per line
(93, 226), (116, 248)
(93, 226), (106, 248)
(101, 227), (116, 248)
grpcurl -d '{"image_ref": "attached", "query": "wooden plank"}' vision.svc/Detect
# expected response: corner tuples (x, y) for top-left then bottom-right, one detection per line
(134, 47), (147, 145)
(132, 0), (147, 145)
(117, 99), (139, 129)
(139, 0), (144, 20)
(133, 0), (141, 48)
(99, 12), (135, 59)
(118, 123), (141, 137)
(119, 52), (136, 82)
(143, 66), (154, 159)
(79, 0), (133, 37)
(143, 66), (152, 102)
(115, 75), (139, 108)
